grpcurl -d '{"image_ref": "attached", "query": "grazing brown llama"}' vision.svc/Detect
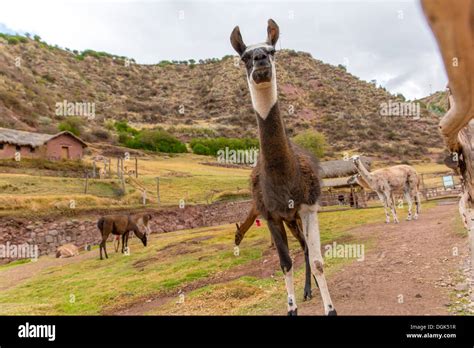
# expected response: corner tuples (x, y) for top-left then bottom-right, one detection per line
(230, 19), (336, 315)
(113, 214), (152, 253)
(97, 213), (150, 260)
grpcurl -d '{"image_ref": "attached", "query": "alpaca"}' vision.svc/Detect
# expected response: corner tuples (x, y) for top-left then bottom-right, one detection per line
(351, 155), (421, 223)
(97, 213), (149, 260)
(230, 19), (336, 315)
(56, 244), (79, 258)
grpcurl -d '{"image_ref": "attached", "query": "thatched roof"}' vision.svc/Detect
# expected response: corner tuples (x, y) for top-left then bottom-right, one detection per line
(0, 128), (87, 147)
(322, 177), (352, 188)
(320, 157), (371, 179)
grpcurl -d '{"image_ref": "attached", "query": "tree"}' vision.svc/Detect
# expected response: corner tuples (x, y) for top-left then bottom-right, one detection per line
(58, 117), (85, 136)
(292, 130), (326, 158)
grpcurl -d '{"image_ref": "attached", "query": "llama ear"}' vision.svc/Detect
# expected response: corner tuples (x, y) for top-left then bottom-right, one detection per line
(230, 26), (246, 56)
(266, 19), (279, 47)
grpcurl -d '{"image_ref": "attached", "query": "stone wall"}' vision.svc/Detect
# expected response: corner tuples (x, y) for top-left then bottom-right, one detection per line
(0, 200), (251, 262)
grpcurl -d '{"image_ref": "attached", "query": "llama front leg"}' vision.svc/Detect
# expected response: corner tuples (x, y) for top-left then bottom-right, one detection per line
(300, 205), (336, 315)
(383, 191), (399, 224)
(267, 218), (297, 315)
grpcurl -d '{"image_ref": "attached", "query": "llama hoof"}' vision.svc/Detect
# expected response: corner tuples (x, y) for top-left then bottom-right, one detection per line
(303, 289), (312, 301)
(287, 309), (298, 316)
(413, 215), (419, 220)
(327, 308), (338, 316)
(406, 216), (412, 221)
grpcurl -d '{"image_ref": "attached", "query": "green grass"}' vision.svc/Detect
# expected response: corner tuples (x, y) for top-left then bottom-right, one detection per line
(0, 204), (405, 315)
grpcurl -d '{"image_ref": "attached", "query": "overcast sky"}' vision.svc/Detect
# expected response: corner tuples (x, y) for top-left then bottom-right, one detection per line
(0, 0), (447, 100)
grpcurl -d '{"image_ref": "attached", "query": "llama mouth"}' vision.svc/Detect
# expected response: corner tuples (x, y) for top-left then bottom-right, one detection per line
(252, 68), (272, 84)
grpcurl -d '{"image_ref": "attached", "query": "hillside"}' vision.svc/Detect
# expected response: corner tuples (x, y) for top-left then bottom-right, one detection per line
(0, 35), (443, 159)
(419, 90), (449, 117)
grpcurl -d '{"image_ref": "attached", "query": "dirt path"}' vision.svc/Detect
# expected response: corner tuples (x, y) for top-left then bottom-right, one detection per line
(299, 202), (469, 315)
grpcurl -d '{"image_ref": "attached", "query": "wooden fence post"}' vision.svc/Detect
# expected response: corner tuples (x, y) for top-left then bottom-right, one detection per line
(156, 177), (160, 206)
(135, 157), (138, 178)
(84, 173), (89, 194)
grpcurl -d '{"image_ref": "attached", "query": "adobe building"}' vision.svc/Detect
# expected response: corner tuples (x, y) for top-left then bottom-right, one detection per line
(0, 127), (87, 160)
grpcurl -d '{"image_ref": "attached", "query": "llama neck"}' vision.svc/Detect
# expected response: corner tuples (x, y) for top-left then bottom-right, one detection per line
(248, 65), (295, 172)
(248, 80), (277, 120)
(355, 160), (375, 188)
(256, 102), (295, 172)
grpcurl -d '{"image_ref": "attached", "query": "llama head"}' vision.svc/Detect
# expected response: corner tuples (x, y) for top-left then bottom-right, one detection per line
(230, 19), (279, 86)
(350, 155), (361, 164)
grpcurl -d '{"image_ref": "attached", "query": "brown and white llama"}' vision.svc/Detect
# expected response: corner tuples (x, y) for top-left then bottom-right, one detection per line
(230, 19), (336, 315)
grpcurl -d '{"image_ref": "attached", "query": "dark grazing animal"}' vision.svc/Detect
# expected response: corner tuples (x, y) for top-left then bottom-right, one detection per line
(97, 214), (150, 260)
(113, 214), (152, 253)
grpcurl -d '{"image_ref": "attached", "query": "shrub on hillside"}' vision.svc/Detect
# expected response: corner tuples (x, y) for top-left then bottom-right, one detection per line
(120, 128), (187, 153)
(58, 117), (85, 136)
(192, 143), (211, 155)
(292, 130), (326, 158)
(114, 120), (138, 135)
(91, 128), (110, 141)
(190, 137), (259, 156)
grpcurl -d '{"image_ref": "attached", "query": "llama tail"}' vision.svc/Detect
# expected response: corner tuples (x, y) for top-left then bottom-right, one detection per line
(97, 217), (105, 232)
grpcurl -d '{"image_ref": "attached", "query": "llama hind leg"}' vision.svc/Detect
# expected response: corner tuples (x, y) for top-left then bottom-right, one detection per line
(414, 191), (421, 219)
(285, 220), (313, 301)
(100, 240), (108, 260)
(300, 204), (336, 315)
(267, 218), (297, 315)
(404, 191), (413, 221)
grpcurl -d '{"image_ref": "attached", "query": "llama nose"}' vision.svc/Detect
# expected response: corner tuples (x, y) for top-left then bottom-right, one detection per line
(254, 54), (270, 68)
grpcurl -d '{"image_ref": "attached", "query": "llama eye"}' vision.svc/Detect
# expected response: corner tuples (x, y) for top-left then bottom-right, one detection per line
(269, 49), (276, 55)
